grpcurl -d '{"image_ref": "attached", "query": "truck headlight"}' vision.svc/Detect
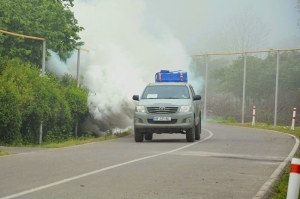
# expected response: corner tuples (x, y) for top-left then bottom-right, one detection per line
(135, 106), (145, 112)
(180, 106), (192, 112)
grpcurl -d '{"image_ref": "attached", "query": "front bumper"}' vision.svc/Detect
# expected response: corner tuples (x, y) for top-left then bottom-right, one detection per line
(134, 112), (194, 133)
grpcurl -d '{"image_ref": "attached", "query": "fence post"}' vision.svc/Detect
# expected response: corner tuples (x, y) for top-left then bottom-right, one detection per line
(291, 108), (297, 130)
(252, 106), (256, 126)
(287, 158), (300, 199)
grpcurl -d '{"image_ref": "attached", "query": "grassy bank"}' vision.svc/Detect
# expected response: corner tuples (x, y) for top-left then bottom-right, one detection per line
(208, 117), (300, 199)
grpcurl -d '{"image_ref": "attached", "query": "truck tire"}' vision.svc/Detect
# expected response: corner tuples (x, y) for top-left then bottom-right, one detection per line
(186, 124), (195, 142)
(134, 129), (144, 142)
(145, 133), (153, 141)
(195, 116), (201, 140)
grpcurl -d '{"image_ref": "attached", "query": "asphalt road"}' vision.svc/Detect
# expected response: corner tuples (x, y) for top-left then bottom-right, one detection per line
(0, 123), (298, 199)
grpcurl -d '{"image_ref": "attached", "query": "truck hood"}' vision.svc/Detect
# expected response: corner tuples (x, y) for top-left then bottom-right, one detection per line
(137, 99), (191, 106)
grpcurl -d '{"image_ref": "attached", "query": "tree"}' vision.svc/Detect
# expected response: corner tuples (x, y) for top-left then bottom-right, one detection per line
(0, 0), (83, 66)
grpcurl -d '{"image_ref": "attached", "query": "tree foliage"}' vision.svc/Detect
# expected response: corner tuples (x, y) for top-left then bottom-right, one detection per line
(211, 52), (300, 100)
(0, 0), (83, 66)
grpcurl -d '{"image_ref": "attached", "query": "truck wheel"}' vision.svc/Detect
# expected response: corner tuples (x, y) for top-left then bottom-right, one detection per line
(195, 117), (201, 140)
(186, 124), (195, 142)
(145, 133), (153, 141)
(134, 129), (144, 142)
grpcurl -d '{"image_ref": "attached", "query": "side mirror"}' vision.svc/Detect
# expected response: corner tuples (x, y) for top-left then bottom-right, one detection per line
(133, 95), (139, 101)
(193, 95), (201, 101)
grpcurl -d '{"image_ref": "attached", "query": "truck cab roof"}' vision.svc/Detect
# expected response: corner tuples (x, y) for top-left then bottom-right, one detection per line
(147, 82), (191, 86)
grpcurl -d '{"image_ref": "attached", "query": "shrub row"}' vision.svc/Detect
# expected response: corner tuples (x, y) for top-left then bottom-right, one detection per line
(0, 58), (88, 145)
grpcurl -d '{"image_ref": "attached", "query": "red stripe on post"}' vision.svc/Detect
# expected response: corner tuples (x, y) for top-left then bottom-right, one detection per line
(293, 117), (296, 119)
(290, 164), (300, 174)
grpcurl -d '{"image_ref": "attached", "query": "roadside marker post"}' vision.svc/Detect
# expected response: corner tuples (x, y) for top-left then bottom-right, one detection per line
(291, 108), (296, 130)
(287, 158), (300, 199)
(252, 106), (256, 126)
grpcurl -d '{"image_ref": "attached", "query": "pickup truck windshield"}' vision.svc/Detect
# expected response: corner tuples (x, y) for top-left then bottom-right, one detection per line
(142, 85), (190, 99)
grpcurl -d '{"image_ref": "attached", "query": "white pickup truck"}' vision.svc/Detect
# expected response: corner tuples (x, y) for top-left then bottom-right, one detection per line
(132, 82), (202, 142)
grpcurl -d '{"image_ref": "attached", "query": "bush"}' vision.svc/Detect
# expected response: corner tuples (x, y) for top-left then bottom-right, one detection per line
(0, 59), (88, 145)
(0, 79), (22, 145)
(226, 117), (236, 123)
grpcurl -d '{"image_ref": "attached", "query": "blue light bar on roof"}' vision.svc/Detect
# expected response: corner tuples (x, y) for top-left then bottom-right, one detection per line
(155, 70), (187, 82)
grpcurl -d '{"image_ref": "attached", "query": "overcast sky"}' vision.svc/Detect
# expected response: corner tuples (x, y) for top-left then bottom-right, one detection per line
(142, 0), (299, 54)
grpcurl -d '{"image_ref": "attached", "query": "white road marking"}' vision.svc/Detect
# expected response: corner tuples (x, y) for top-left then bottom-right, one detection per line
(0, 129), (213, 199)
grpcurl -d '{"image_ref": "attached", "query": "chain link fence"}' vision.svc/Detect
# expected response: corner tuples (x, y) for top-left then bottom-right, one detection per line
(191, 48), (300, 127)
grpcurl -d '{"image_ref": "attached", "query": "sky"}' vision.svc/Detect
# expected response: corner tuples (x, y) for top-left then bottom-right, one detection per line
(143, 0), (299, 54)
(47, 0), (300, 132)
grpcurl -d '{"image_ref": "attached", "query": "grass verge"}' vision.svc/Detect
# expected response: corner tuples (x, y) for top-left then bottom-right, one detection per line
(0, 150), (13, 156)
(0, 129), (132, 149)
(40, 131), (132, 148)
(208, 117), (300, 199)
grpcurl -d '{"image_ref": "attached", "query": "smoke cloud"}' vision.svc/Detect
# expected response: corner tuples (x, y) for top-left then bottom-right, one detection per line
(46, 0), (204, 134)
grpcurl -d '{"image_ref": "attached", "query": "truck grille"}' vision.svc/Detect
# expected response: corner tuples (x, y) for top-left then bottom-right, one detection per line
(147, 107), (178, 114)
(147, 119), (177, 124)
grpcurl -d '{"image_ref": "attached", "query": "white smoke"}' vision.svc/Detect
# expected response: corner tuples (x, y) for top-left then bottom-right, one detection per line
(46, 51), (69, 78)
(47, 0), (204, 133)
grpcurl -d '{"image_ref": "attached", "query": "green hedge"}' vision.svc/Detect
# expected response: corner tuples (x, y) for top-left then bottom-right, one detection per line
(0, 58), (88, 145)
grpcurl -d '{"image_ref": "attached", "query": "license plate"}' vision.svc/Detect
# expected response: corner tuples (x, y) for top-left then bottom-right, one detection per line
(152, 116), (171, 121)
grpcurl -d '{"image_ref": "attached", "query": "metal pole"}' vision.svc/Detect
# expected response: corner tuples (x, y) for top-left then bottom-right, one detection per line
(75, 122), (78, 137)
(39, 40), (46, 144)
(274, 50), (280, 128)
(39, 121), (43, 145)
(74, 48), (81, 137)
(77, 48), (81, 87)
(74, 47), (89, 137)
(42, 40), (46, 76)
(203, 54), (208, 120)
(242, 52), (247, 124)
